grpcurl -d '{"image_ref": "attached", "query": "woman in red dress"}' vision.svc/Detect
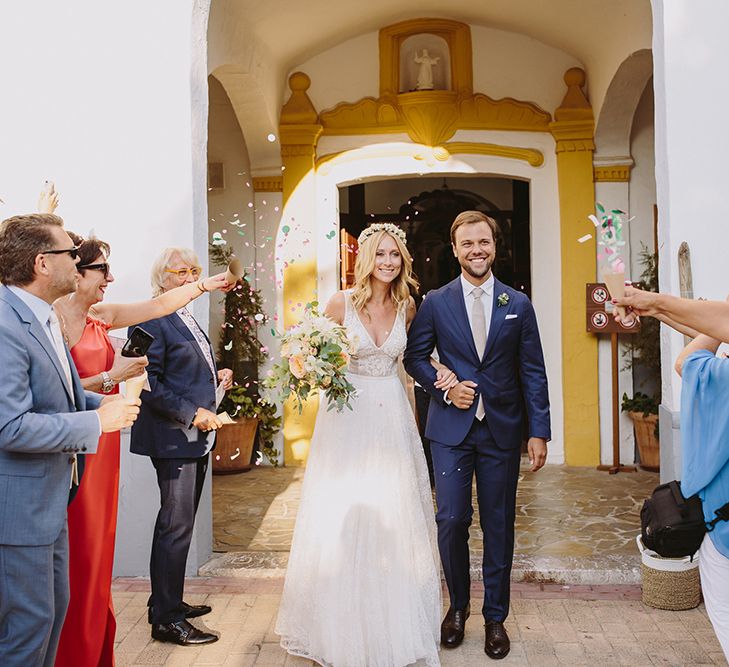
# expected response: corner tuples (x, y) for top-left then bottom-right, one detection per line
(52, 232), (230, 667)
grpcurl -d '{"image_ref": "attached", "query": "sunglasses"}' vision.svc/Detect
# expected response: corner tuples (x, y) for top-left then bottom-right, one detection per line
(77, 262), (110, 278)
(165, 266), (202, 279)
(42, 246), (80, 260)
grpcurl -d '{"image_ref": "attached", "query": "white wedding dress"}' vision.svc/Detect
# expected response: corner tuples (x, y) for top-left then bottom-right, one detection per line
(276, 291), (442, 667)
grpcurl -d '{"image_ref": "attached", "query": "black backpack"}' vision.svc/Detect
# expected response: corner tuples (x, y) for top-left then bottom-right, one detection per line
(640, 480), (729, 558)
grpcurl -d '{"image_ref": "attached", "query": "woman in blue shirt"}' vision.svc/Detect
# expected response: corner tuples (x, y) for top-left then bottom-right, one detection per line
(615, 286), (729, 659)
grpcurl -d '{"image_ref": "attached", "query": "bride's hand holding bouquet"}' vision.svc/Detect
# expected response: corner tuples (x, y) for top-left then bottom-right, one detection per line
(264, 303), (357, 413)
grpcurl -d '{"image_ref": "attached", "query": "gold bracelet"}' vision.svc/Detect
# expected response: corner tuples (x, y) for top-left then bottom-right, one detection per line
(196, 279), (207, 294)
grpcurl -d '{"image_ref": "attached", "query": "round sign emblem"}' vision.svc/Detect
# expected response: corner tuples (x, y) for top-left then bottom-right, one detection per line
(591, 311), (608, 329)
(591, 286), (608, 304)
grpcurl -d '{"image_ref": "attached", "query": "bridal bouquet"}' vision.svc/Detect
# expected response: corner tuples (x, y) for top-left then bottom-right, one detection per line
(263, 303), (357, 413)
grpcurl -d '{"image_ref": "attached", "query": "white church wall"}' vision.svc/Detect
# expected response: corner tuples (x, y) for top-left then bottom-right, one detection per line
(207, 76), (256, 350)
(0, 0), (212, 576)
(652, 0), (729, 479)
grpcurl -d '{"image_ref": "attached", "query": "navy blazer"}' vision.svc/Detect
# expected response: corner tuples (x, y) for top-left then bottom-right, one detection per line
(129, 311), (218, 459)
(404, 276), (550, 449)
(0, 285), (102, 546)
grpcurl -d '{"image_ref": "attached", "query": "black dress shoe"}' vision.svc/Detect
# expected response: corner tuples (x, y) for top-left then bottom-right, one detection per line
(180, 601), (212, 618)
(484, 620), (510, 660)
(440, 604), (470, 648)
(148, 601), (213, 623)
(151, 620), (219, 646)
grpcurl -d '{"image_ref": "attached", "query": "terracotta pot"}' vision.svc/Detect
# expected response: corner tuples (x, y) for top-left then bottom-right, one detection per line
(628, 411), (659, 472)
(212, 417), (259, 474)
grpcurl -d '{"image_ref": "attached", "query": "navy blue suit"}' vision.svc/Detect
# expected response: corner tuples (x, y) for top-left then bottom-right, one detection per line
(404, 276), (550, 621)
(129, 311), (217, 624)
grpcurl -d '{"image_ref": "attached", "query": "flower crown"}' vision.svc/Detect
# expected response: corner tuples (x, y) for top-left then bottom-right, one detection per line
(357, 222), (407, 246)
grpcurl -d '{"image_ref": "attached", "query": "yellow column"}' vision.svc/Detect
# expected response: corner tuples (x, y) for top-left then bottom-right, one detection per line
(279, 72), (323, 466)
(549, 68), (600, 466)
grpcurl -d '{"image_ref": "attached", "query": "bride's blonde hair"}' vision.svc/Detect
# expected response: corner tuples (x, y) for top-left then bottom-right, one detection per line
(351, 226), (419, 311)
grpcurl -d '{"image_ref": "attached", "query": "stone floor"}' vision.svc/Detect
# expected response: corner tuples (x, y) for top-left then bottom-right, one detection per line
(112, 577), (728, 666)
(209, 463), (659, 583)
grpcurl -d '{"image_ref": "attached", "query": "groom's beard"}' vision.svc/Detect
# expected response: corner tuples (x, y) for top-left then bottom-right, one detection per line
(459, 255), (493, 280)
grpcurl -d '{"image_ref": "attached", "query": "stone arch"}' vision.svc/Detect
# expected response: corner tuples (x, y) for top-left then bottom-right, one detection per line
(594, 49), (653, 160)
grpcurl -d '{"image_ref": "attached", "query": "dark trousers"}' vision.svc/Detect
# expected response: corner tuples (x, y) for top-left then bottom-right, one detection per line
(148, 455), (208, 624)
(431, 418), (521, 622)
(0, 523), (69, 667)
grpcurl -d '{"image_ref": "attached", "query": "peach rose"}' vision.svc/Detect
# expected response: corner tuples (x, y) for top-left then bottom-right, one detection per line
(289, 355), (307, 379)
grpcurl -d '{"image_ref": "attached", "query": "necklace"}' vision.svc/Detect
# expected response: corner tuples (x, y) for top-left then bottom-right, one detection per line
(56, 309), (71, 347)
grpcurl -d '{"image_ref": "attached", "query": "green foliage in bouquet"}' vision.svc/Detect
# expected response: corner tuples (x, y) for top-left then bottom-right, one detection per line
(263, 302), (357, 414)
(209, 242), (281, 465)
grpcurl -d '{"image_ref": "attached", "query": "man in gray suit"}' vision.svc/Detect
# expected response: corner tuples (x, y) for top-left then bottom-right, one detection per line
(0, 213), (140, 667)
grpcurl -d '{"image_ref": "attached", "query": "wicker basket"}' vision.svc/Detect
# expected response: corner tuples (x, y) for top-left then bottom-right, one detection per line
(637, 536), (700, 610)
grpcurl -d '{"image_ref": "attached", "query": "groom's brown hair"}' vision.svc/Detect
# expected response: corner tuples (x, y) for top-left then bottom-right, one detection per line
(450, 210), (498, 246)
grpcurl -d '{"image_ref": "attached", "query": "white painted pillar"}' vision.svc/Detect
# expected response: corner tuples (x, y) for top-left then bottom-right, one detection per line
(652, 0), (729, 480)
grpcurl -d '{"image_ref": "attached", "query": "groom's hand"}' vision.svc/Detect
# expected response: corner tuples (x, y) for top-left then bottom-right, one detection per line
(527, 437), (547, 472)
(446, 380), (477, 409)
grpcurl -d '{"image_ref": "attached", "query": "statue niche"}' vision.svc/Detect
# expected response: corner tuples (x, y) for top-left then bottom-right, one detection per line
(399, 33), (451, 93)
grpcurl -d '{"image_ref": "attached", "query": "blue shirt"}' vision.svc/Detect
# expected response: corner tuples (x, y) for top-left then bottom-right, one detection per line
(680, 349), (729, 558)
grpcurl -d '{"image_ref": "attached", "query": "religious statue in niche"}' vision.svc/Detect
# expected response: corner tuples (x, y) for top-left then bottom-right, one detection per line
(414, 49), (440, 90)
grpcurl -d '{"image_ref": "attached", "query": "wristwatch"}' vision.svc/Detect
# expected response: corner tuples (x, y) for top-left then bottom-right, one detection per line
(100, 371), (115, 394)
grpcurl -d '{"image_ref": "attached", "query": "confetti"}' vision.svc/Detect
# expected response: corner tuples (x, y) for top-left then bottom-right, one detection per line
(224, 340), (233, 350)
(211, 232), (226, 246)
(577, 234), (592, 243)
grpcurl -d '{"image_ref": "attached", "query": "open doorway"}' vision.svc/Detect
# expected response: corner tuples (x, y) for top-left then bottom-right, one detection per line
(339, 176), (531, 297)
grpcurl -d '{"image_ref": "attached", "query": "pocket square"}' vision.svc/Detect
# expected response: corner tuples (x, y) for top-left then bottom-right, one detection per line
(505, 314), (518, 320)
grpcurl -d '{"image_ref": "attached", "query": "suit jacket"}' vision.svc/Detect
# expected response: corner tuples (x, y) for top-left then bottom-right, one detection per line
(129, 311), (218, 459)
(404, 276), (550, 448)
(0, 285), (102, 546)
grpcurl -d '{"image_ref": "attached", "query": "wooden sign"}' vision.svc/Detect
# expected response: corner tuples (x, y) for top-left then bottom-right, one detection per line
(586, 283), (640, 334)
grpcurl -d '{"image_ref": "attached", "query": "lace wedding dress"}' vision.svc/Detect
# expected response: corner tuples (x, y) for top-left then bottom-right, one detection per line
(276, 291), (441, 667)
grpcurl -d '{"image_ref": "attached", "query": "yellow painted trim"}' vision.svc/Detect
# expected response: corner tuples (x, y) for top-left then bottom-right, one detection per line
(443, 142), (544, 167)
(252, 176), (283, 192)
(549, 68), (600, 467)
(318, 21), (551, 145)
(315, 142), (543, 173)
(593, 165), (631, 182)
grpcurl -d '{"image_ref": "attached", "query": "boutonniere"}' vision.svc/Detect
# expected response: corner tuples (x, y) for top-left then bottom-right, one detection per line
(497, 292), (509, 307)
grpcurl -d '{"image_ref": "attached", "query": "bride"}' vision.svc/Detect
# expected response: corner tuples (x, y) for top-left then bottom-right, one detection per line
(276, 223), (454, 666)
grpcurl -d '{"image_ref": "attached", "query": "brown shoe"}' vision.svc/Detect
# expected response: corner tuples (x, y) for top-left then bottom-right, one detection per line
(440, 604), (470, 648)
(484, 620), (510, 659)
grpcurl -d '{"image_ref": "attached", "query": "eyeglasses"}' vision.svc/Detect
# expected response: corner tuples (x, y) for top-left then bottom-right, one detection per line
(165, 266), (202, 279)
(78, 262), (110, 278)
(42, 246), (80, 260)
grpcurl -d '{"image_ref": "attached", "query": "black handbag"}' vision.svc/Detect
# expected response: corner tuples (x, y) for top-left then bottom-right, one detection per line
(641, 480), (729, 558)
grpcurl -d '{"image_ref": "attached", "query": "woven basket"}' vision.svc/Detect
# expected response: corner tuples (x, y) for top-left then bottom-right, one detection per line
(637, 536), (701, 610)
(641, 563), (700, 610)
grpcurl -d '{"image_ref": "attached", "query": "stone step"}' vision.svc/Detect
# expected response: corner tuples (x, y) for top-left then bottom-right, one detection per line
(199, 551), (642, 585)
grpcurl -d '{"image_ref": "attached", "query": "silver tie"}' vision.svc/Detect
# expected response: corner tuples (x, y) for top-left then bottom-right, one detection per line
(471, 288), (486, 420)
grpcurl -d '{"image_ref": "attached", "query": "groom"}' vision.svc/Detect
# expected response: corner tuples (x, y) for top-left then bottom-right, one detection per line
(404, 210), (550, 659)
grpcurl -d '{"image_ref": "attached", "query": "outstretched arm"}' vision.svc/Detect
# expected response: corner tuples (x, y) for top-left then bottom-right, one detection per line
(614, 286), (729, 342)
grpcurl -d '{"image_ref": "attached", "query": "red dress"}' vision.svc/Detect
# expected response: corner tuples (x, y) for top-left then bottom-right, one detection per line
(56, 317), (118, 667)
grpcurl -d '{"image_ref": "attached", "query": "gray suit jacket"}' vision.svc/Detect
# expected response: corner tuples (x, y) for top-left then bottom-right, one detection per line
(0, 285), (102, 546)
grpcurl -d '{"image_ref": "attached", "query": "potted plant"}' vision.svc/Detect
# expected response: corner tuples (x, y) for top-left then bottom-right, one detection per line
(209, 243), (281, 472)
(621, 245), (660, 471)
